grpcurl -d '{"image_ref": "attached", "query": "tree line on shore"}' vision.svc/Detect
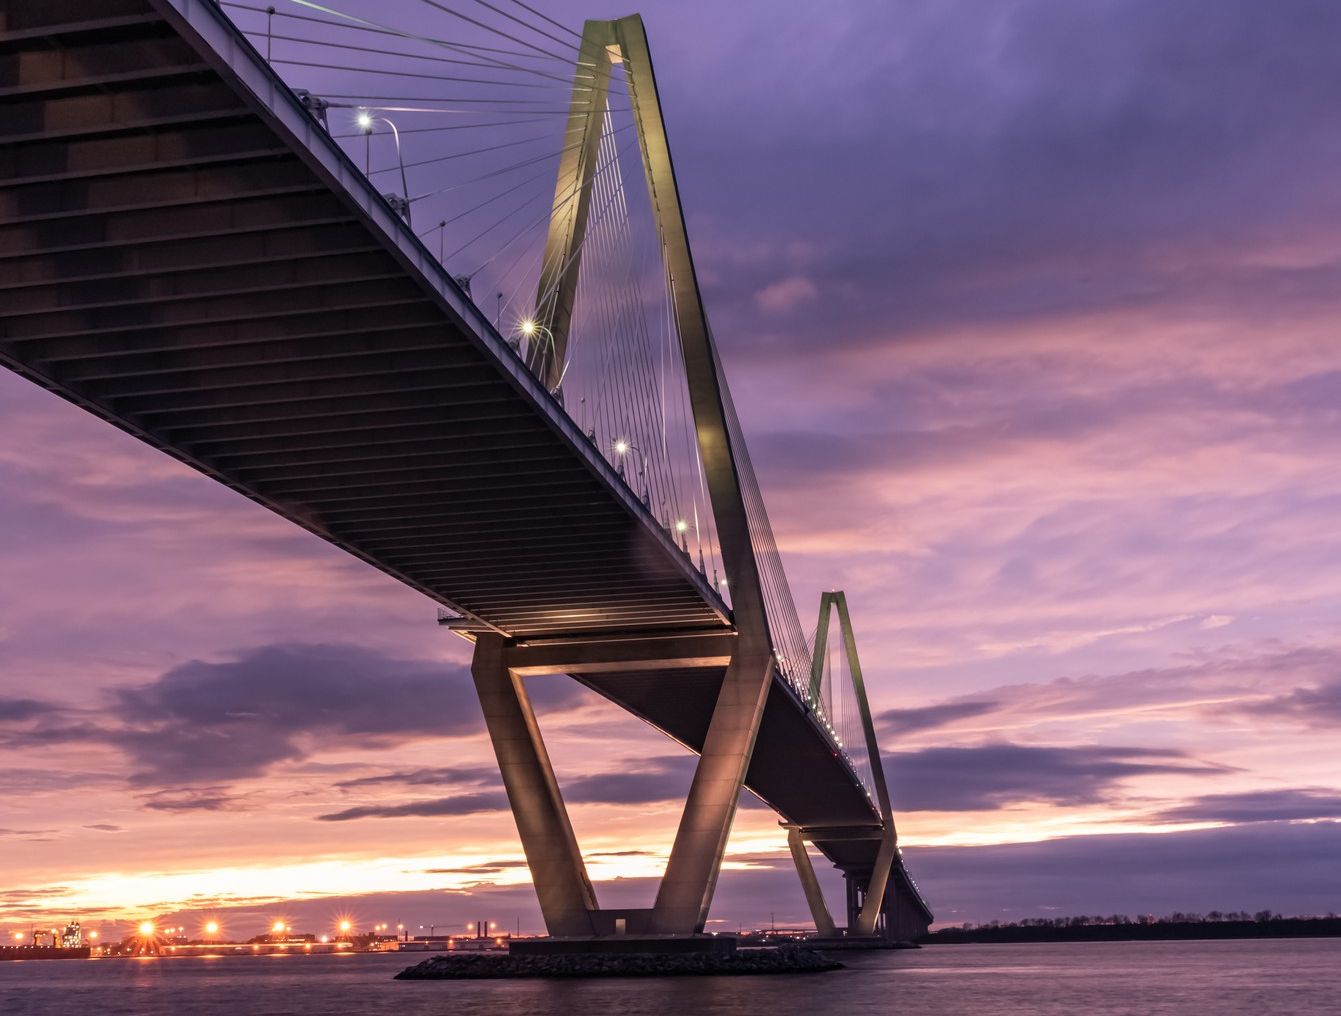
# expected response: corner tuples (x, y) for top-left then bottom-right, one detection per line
(957, 910), (1338, 930)
(928, 911), (1341, 943)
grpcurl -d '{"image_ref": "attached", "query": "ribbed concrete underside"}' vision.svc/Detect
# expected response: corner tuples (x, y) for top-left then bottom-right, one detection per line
(0, 0), (727, 639)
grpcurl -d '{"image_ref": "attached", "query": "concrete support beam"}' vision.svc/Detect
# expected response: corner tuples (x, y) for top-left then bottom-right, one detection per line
(471, 633), (598, 937)
(651, 648), (773, 934)
(504, 631), (734, 676)
(786, 828), (836, 938)
(854, 834), (898, 936)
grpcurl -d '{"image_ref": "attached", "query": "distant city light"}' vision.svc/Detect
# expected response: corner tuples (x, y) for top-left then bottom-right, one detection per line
(12, 932), (23, 942)
(88, 931), (99, 941)
(205, 921), (220, 936)
(272, 921), (286, 934)
(138, 921), (155, 937)
(339, 920), (352, 933)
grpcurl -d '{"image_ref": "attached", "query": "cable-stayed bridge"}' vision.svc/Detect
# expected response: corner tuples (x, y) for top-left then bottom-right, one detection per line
(0, 0), (932, 943)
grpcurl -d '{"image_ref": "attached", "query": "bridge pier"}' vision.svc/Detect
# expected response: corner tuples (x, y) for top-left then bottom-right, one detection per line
(787, 836), (933, 945)
(470, 629), (773, 944)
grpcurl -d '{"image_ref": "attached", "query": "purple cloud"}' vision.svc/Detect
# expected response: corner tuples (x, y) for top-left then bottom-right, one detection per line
(886, 743), (1228, 812)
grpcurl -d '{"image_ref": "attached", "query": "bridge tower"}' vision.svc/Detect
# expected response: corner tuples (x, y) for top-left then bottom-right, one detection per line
(468, 14), (927, 947)
(787, 591), (934, 942)
(469, 12), (776, 944)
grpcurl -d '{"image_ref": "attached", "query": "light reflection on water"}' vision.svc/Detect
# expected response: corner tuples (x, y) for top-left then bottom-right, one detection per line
(1, 939), (1338, 1015)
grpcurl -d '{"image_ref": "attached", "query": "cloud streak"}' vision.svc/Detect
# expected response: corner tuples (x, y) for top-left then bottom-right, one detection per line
(886, 743), (1227, 812)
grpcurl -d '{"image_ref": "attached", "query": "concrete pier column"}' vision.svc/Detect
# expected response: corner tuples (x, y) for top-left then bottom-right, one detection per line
(650, 649), (774, 934)
(855, 834), (897, 936)
(787, 828), (837, 938)
(471, 633), (597, 937)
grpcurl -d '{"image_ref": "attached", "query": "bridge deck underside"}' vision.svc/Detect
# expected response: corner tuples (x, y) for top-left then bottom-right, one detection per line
(0, 0), (727, 639)
(574, 669), (888, 870)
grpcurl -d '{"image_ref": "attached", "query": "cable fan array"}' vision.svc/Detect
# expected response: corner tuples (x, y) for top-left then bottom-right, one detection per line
(808, 609), (878, 801)
(219, 0), (836, 735)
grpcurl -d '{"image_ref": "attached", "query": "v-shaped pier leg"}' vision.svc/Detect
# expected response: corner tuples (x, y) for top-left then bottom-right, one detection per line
(471, 633), (598, 937)
(787, 827), (837, 938)
(650, 647), (774, 934)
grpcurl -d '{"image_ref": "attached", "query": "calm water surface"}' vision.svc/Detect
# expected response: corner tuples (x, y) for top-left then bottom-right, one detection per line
(1, 939), (1337, 1015)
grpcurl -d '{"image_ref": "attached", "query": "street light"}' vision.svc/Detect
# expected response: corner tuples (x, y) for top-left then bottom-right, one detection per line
(354, 111), (410, 223)
(204, 920), (220, 936)
(356, 108), (373, 174)
(513, 316), (553, 364)
(673, 517), (691, 550)
(612, 438), (650, 505)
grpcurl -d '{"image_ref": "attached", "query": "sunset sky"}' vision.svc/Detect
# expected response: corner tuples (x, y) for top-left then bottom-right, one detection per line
(4, 0), (1341, 940)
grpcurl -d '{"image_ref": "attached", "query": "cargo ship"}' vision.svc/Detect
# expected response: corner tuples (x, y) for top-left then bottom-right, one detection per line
(1, 921), (92, 960)
(0, 945), (91, 961)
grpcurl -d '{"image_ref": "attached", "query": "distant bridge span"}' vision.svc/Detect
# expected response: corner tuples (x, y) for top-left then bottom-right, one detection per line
(0, 0), (931, 941)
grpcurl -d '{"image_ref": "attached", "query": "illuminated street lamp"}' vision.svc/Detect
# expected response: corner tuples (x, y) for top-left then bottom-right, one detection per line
(138, 921), (155, 937)
(612, 438), (650, 505)
(513, 316), (553, 360)
(355, 108), (374, 175)
(673, 517), (691, 551)
(354, 110), (410, 223)
(204, 920), (220, 937)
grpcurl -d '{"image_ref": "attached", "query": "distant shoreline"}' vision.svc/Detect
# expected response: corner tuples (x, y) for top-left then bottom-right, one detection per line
(927, 918), (1341, 944)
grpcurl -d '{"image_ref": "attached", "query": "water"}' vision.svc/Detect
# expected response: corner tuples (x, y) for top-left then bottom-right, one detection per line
(1, 940), (1337, 1015)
